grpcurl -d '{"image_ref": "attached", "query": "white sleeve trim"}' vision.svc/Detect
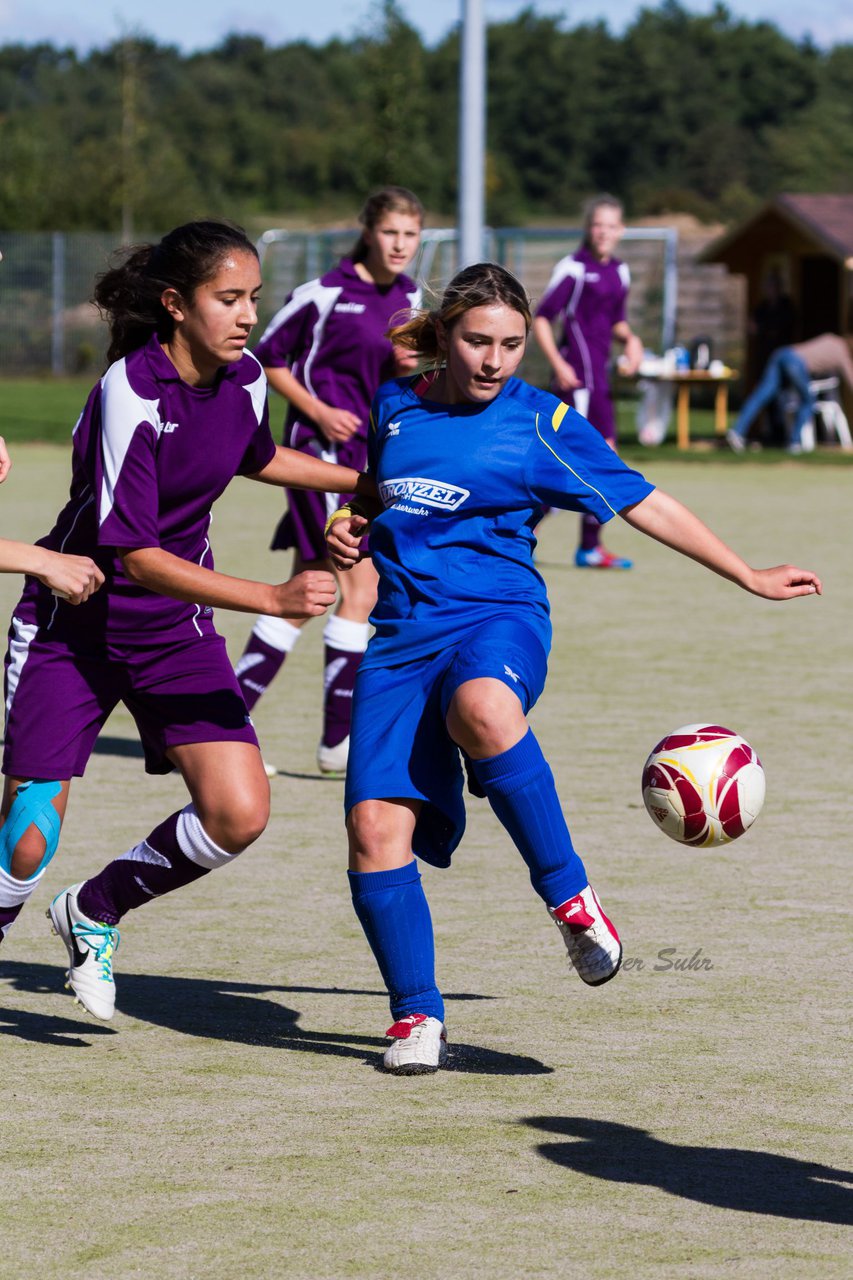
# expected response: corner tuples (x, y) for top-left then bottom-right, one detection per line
(98, 359), (162, 527)
(240, 349), (268, 425)
(257, 278), (342, 400)
(544, 254), (585, 293)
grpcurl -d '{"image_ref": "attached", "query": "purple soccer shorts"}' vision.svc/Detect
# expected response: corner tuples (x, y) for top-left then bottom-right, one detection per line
(3, 623), (258, 778)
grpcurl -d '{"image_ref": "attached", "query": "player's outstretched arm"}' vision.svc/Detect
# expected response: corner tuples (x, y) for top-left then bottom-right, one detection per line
(247, 447), (377, 500)
(0, 541), (104, 603)
(621, 489), (822, 600)
(120, 547), (336, 618)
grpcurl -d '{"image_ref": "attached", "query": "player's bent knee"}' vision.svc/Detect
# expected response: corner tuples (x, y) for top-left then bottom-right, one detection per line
(0, 780), (62, 880)
(447, 682), (525, 756)
(176, 802), (267, 870)
(346, 800), (416, 867)
(195, 798), (269, 854)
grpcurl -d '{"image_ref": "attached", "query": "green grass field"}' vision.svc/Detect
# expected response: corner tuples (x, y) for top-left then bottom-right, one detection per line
(4, 373), (853, 470)
(0, 440), (850, 1279)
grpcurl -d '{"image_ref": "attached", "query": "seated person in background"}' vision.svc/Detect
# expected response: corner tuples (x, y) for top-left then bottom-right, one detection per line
(727, 333), (853, 455)
(749, 270), (797, 445)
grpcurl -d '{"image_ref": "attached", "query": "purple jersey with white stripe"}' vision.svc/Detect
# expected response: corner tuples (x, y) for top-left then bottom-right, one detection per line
(535, 245), (630, 392)
(14, 335), (276, 642)
(253, 257), (421, 470)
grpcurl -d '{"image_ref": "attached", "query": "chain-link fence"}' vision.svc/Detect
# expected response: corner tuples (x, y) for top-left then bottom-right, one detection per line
(257, 226), (678, 387)
(0, 227), (678, 378)
(0, 232), (122, 376)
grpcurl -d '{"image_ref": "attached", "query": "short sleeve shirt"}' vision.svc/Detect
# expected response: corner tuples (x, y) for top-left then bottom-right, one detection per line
(15, 335), (277, 642)
(535, 246), (630, 389)
(362, 375), (654, 666)
(253, 258), (421, 466)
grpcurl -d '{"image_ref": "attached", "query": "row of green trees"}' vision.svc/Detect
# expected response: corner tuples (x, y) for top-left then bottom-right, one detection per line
(1, 1), (851, 232)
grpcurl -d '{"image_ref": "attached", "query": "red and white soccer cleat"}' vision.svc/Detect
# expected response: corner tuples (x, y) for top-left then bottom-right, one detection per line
(549, 884), (622, 986)
(383, 1013), (448, 1074)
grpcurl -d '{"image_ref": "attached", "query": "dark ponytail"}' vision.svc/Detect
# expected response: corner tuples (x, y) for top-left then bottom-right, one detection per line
(94, 220), (258, 365)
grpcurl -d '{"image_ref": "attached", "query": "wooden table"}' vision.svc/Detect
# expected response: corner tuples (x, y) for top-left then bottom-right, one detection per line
(629, 370), (738, 449)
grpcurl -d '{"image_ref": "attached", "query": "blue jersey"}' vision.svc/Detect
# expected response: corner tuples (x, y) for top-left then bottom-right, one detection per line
(363, 375), (654, 666)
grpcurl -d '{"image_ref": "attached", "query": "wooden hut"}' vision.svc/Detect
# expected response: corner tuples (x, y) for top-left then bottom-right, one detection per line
(698, 194), (853, 390)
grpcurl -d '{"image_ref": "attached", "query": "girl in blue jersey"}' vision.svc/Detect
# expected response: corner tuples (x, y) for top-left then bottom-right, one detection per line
(327, 262), (821, 1075)
(0, 220), (372, 1022)
(233, 187), (423, 777)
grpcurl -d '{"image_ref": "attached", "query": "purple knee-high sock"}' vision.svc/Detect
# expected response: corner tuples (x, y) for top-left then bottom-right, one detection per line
(235, 636), (287, 712)
(322, 617), (369, 749)
(78, 811), (208, 926)
(580, 513), (601, 552)
(234, 617), (302, 713)
(0, 901), (24, 937)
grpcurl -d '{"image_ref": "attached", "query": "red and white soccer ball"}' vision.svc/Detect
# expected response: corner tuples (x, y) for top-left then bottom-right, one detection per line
(641, 724), (765, 848)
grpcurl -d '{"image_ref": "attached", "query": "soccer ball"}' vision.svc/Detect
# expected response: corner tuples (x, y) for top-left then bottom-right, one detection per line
(641, 724), (765, 848)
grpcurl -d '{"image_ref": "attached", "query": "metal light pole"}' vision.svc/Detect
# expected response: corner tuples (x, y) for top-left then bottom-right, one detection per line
(458, 0), (486, 267)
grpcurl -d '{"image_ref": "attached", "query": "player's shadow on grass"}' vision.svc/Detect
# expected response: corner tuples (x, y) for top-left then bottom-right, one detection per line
(0, 1003), (117, 1046)
(1, 961), (549, 1074)
(521, 1116), (853, 1224)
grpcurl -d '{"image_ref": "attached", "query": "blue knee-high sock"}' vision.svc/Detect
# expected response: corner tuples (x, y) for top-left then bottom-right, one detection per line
(348, 861), (444, 1023)
(471, 728), (588, 908)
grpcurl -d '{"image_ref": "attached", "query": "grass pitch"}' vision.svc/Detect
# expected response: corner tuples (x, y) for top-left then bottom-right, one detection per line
(0, 444), (850, 1279)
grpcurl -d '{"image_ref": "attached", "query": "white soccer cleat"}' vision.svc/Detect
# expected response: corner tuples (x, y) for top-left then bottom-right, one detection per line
(549, 884), (622, 986)
(48, 883), (120, 1020)
(383, 1014), (448, 1074)
(317, 735), (349, 776)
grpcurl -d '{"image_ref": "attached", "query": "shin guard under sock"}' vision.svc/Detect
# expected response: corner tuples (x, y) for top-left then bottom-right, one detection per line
(235, 616), (302, 712)
(78, 806), (238, 925)
(471, 729), (588, 908)
(348, 861), (444, 1021)
(323, 616), (369, 749)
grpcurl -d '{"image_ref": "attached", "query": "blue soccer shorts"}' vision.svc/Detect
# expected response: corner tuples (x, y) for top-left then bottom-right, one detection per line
(345, 616), (548, 868)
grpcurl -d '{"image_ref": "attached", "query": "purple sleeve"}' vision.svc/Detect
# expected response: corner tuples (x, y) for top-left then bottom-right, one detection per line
(236, 395), (278, 476)
(253, 292), (316, 369)
(535, 274), (573, 322)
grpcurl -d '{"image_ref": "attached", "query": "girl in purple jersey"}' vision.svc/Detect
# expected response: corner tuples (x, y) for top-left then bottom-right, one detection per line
(233, 187), (423, 777)
(327, 263), (820, 1074)
(533, 195), (644, 569)
(0, 220), (372, 1021)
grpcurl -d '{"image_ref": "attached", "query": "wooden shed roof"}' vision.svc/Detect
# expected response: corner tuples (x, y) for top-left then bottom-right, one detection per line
(699, 194), (853, 266)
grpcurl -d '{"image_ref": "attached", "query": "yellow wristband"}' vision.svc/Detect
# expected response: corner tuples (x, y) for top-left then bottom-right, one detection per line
(325, 496), (375, 538)
(324, 505), (354, 538)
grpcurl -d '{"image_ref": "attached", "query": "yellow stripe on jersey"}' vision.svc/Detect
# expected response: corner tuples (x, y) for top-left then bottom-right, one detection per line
(533, 412), (621, 518)
(551, 401), (569, 432)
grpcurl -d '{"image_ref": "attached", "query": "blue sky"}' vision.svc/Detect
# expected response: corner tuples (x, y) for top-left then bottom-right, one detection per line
(0, 0), (850, 52)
